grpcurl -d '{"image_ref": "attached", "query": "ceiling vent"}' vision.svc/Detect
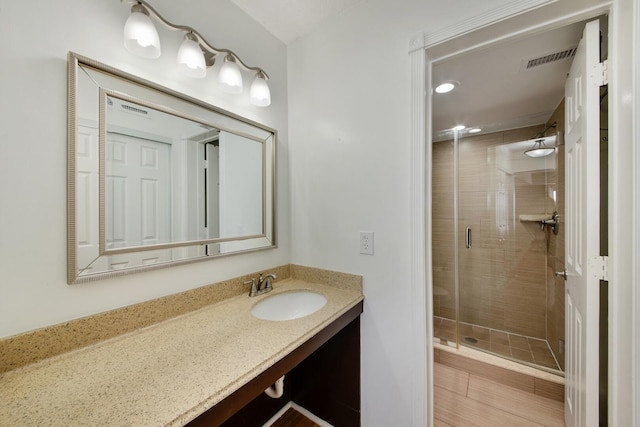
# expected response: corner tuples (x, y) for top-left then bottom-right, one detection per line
(525, 47), (577, 69)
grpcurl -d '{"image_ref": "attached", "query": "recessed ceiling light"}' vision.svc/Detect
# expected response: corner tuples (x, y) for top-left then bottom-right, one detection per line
(435, 81), (458, 94)
(453, 125), (465, 131)
(468, 128), (482, 134)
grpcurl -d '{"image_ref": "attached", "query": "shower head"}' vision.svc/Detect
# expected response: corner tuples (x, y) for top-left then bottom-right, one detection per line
(524, 135), (556, 157)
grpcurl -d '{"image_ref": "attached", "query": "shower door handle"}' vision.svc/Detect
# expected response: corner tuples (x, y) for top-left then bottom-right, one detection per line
(465, 227), (472, 249)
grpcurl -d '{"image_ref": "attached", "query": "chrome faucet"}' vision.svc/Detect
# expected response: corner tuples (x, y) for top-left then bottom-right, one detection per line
(245, 272), (277, 297)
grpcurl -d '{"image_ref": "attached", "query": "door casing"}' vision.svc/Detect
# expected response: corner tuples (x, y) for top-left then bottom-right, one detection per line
(408, 1), (637, 426)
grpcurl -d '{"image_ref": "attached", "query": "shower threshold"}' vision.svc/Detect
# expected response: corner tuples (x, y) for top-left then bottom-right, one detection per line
(433, 316), (564, 375)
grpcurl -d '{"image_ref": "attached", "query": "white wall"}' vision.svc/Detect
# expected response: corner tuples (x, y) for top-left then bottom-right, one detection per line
(0, 0), (289, 338)
(286, 0), (516, 424)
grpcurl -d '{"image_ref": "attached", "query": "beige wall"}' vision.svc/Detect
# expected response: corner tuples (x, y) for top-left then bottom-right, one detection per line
(433, 123), (562, 343)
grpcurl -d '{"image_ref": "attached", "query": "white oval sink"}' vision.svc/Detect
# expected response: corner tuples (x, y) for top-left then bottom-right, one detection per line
(251, 291), (327, 321)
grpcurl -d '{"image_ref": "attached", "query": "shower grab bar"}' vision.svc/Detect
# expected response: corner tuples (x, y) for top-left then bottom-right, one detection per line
(465, 227), (471, 249)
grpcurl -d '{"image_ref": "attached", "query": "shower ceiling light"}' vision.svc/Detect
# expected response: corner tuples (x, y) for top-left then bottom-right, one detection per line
(525, 137), (556, 157)
(123, 1), (271, 107)
(435, 81), (458, 94)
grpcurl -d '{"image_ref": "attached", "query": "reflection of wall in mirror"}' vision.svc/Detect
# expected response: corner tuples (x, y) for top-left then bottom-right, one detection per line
(218, 131), (263, 250)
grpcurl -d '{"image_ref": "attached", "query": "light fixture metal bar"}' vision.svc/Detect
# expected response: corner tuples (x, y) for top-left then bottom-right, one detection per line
(129, 0), (270, 79)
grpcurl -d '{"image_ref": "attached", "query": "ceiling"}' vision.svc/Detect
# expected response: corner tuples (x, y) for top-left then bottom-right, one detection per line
(230, 1), (595, 141)
(230, 0), (365, 44)
(432, 19), (590, 140)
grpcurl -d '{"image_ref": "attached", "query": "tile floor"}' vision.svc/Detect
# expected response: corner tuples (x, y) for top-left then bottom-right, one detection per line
(434, 362), (565, 426)
(269, 361), (564, 426)
(434, 316), (562, 372)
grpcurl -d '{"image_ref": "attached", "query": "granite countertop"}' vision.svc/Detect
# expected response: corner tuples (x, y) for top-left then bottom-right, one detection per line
(0, 279), (363, 426)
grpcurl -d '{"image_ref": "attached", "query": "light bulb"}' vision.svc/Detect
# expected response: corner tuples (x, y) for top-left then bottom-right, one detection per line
(123, 4), (161, 59)
(250, 72), (271, 107)
(218, 55), (243, 94)
(177, 33), (206, 78)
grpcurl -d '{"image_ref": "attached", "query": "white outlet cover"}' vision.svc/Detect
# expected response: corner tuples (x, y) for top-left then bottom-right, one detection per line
(360, 231), (374, 255)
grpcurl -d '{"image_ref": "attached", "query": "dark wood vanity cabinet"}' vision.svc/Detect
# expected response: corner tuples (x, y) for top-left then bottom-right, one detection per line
(188, 302), (362, 427)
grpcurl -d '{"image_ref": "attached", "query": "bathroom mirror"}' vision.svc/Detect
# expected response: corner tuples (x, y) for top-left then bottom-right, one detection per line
(68, 52), (276, 284)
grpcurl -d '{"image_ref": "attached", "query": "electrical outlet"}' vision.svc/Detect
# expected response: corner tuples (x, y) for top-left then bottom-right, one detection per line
(360, 231), (374, 255)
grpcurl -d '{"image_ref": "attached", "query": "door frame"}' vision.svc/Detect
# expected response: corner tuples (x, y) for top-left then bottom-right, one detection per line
(408, 0), (637, 425)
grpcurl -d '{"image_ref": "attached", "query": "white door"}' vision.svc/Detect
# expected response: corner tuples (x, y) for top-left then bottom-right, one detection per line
(76, 125), (109, 274)
(106, 133), (172, 267)
(564, 19), (602, 427)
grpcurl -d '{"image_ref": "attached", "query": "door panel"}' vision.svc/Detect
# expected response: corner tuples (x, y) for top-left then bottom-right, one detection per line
(106, 133), (172, 268)
(564, 19), (601, 427)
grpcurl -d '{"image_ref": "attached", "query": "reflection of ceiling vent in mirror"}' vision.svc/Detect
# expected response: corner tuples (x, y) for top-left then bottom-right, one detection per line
(121, 103), (149, 116)
(525, 47), (577, 69)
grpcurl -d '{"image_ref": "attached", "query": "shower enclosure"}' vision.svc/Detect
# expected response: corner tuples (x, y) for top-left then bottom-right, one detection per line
(432, 121), (565, 374)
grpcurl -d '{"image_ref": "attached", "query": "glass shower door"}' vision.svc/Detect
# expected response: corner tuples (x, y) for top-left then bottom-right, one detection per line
(456, 127), (562, 372)
(456, 130), (515, 355)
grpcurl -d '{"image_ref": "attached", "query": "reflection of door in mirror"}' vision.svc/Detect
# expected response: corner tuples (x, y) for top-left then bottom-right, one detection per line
(106, 132), (171, 259)
(76, 124), (104, 274)
(204, 142), (221, 255)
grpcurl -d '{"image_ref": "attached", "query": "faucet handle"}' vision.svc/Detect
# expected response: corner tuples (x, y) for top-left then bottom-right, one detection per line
(244, 278), (258, 297)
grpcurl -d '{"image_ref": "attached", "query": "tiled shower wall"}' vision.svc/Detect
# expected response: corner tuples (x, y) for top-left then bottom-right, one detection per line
(433, 123), (563, 350)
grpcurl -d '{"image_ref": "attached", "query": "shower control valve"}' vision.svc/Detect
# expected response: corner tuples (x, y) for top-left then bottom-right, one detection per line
(554, 270), (567, 280)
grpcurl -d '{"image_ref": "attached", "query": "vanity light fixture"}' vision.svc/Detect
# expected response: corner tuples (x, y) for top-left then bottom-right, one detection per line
(176, 32), (206, 78)
(122, 0), (271, 106)
(468, 128), (482, 134)
(453, 125), (466, 131)
(218, 54), (243, 93)
(250, 71), (272, 107)
(123, 3), (161, 58)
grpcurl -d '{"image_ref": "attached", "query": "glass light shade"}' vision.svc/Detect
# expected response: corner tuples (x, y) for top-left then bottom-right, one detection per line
(218, 56), (243, 94)
(177, 35), (206, 78)
(250, 73), (271, 107)
(123, 7), (161, 59)
(525, 139), (555, 157)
